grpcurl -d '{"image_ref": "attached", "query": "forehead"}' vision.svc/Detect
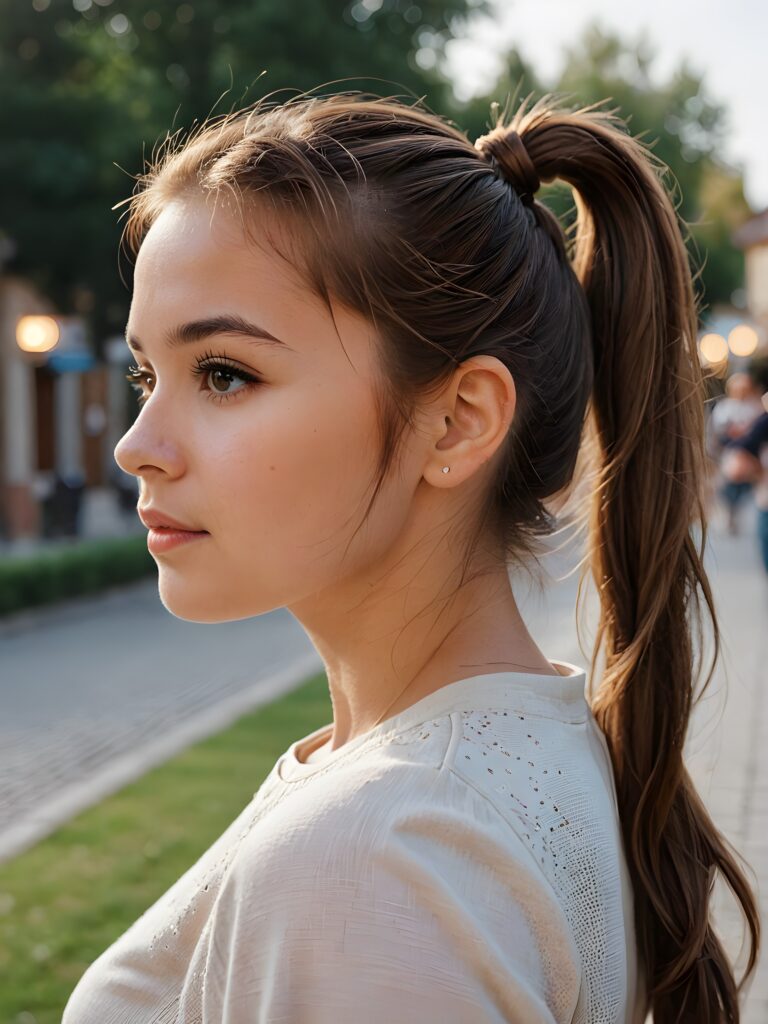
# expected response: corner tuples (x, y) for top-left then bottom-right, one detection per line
(132, 193), (309, 310)
(128, 192), (378, 369)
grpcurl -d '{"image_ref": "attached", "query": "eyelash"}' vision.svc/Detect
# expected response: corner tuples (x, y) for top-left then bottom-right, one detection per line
(125, 349), (262, 406)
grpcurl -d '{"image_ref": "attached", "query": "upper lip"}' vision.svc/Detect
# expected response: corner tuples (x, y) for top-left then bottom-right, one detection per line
(138, 507), (207, 532)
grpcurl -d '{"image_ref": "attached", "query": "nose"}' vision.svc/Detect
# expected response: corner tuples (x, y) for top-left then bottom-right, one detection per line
(113, 400), (186, 480)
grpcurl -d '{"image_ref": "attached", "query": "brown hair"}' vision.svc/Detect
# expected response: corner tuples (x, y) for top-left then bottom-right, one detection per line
(116, 88), (760, 1021)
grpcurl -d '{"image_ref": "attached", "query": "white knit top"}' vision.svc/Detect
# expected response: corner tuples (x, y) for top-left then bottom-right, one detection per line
(62, 660), (647, 1023)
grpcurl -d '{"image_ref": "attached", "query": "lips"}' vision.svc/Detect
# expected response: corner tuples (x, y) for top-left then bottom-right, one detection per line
(138, 507), (208, 533)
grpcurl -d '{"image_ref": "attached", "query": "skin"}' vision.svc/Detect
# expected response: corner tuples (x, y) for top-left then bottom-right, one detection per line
(115, 191), (560, 763)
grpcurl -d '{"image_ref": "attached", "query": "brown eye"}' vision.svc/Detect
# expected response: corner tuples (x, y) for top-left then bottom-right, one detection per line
(125, 354), (262, 407)
(207, 367), (245, 396)
(191, 353), (262, 404)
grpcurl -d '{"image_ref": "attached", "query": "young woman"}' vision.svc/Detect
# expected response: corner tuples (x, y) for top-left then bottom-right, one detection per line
(63, 89), (760, 1023)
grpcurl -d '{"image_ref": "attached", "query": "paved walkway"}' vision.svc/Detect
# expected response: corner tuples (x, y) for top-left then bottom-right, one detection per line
(686, 501), (768, 1021)
(0, 583), (323, 863)
(0, 496), (765, 1018)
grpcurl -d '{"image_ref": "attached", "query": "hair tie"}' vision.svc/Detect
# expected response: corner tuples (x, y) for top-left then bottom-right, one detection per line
(475, 129), (540, 206)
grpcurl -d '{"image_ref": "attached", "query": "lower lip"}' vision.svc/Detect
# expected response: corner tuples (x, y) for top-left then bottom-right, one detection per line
(147, 527), (210, 554)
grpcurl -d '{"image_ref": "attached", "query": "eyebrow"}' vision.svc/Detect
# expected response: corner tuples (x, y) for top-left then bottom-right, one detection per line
(125, 314), (292, 354)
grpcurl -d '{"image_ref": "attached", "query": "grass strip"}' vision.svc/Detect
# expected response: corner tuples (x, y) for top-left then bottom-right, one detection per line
(0, 670), (331, 1023)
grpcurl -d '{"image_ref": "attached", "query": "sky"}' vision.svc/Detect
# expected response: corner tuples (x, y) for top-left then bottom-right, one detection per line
(442, 0), (767, 212)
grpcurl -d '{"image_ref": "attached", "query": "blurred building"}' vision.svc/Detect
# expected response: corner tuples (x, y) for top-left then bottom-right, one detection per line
(734, 208), (768, 337)
(0, 274), (133, 542)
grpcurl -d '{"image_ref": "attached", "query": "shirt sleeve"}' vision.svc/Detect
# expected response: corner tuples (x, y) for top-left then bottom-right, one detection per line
(722, 411), (768, 457)
(194, 772), (583, 1023)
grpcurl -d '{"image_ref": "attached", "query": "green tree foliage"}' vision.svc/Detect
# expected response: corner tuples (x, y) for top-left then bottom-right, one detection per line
(0, 0), (486, 345)
(0, 7), (748, 344)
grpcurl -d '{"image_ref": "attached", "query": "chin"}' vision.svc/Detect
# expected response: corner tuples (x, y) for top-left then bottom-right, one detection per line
(155, 573), (280, 623)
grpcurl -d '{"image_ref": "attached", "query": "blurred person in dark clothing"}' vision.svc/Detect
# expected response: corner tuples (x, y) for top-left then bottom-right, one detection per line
(721, 371), (768, 572)
(710, 371), (765, 534)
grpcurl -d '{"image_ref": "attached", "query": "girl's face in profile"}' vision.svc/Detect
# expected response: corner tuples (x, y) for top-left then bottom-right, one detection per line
(115, 193), (425, 623)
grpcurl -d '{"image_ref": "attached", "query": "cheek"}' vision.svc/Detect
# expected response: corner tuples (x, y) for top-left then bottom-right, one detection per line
(205, 389), (379, 552)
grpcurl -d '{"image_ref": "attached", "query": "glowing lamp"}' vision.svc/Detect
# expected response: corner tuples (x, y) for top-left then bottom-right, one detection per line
(727, 324), (758, 358)
(16, 315), (60, 353)
(699, 333), (729, 365)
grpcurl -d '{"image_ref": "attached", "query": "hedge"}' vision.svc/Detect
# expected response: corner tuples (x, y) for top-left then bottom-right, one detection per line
(0, 536), (155, 617)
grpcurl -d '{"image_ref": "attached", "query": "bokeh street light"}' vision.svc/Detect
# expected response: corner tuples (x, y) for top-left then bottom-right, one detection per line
(15, 315), (60, 354)
(727, 323), (759, 357)
(699, 331), (729, 367)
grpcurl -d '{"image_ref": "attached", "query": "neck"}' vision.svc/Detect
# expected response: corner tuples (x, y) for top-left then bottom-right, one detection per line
(289, 534), (557, 753)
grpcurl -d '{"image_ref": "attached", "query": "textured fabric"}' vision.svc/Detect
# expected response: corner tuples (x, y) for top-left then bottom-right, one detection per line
(62, 660), (647, 1023)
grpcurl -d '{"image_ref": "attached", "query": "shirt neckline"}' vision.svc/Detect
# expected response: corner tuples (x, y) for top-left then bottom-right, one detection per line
(277, 659), (588, 783)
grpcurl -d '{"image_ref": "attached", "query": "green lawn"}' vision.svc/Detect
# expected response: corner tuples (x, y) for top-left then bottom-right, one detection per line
(0, 670), (331, 1024)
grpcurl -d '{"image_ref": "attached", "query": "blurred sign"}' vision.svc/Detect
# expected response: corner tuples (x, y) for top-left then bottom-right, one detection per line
(40, 315), (94, 372)
(47, 350), (96, 373)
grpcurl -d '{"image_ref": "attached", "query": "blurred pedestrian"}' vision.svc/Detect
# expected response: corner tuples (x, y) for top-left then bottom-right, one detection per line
(721, 391), (768, 574)
(709, 370), (764, 534)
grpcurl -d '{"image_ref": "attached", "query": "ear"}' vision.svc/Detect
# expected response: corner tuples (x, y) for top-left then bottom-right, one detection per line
(424, 355), (516, 486)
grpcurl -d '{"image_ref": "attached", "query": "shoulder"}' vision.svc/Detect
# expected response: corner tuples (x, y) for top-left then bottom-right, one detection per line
(230, 726), (579, 946)
(211, 746), (583, 1022)
(241, 706), (595, 887)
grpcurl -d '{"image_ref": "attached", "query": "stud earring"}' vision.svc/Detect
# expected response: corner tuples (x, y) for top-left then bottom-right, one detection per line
(441, 466), (450, 474)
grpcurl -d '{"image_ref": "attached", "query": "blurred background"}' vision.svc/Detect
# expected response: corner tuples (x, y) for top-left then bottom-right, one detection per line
(1, 2), (766, 1021)
(1, 0), (766, 550)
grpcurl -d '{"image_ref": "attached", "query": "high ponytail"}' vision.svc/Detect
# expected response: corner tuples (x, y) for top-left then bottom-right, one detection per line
(506, 95), (761, 1021)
